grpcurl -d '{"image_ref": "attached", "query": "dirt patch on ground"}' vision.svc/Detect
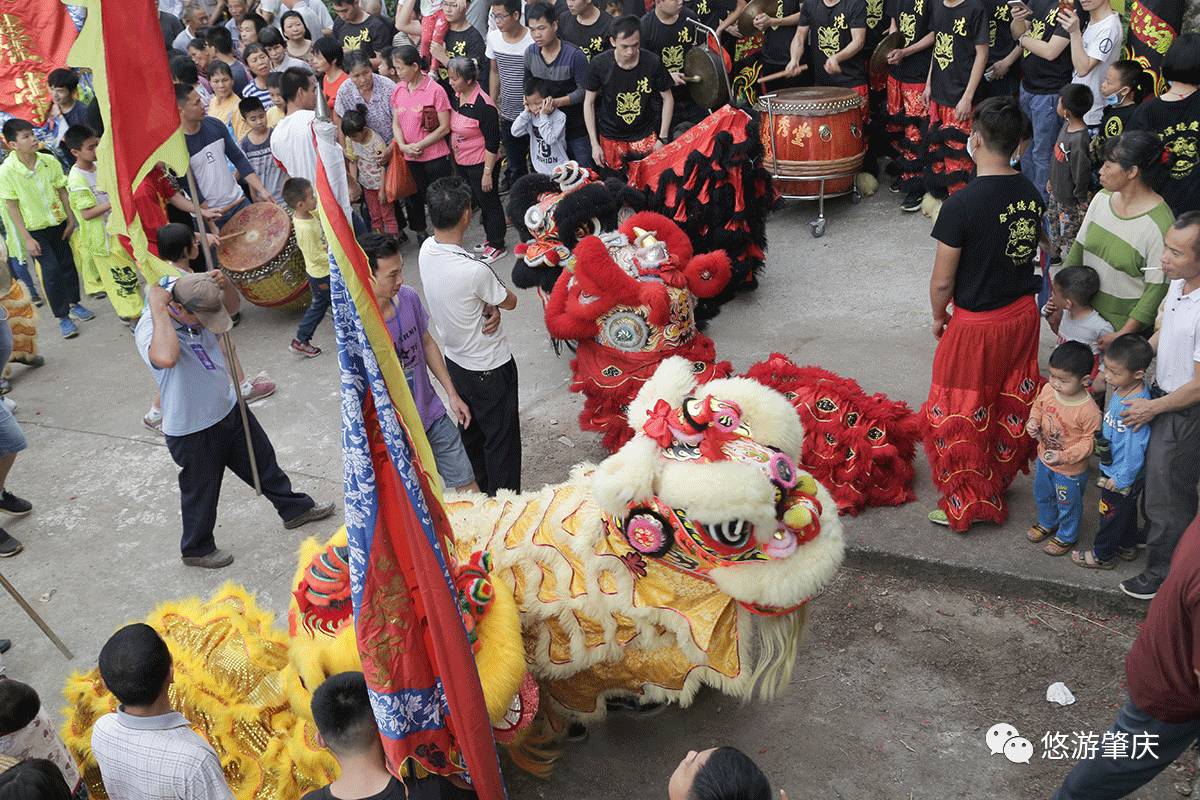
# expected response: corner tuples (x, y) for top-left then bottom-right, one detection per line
(506, 568), (1191, 799)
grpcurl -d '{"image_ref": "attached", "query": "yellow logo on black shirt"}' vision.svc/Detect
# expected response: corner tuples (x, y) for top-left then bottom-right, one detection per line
(1163, 122), (1198, 177)
(899, 11), (916, 43)
(588, 36), (604, 56)
(867, 0), (884, 28)
(1005, 216), (1038, 261)
(818, 25), (841, 57)
(952, 16), (967, 35)
(1103, 114), (1123, 139)
(933, 30), (954, 68)
(616, 90), (642, 123)
(662, 44), (685, 70)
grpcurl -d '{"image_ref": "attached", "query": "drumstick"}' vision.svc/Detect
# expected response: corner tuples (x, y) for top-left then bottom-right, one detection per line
(219, 229), (249, 240)
(759, 64), (808, 84)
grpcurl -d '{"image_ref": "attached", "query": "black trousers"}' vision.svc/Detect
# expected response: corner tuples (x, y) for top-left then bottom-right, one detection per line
(164, 406), (314, 557)
(500, 117), (529, 183)
(1092, 483), (1143, 562)
(404, 155), (453, 234)
(1142, 403), (1200, 585)
(29, 222), (81, 319)
(446, 356), (521, 495)
(458, 161), (506, 248)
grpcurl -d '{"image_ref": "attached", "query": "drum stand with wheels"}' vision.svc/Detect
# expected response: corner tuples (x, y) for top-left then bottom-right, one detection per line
(760, 94), (862, 238)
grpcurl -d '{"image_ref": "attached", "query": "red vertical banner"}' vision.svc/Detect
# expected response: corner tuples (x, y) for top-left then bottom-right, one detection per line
(0, 0), (78, 125)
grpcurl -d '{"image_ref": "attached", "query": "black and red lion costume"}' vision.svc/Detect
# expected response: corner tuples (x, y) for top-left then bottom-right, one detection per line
(545, 209), (734, 452)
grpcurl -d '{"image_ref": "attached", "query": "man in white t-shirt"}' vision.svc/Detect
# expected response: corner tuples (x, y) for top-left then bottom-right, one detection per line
(487, 0), (535, 187)
(270, 68), (320, 182)
(263, 0), (334, 35)
(418, 176), (521, 495)
(1118, 213), (1200, 601)
(1061, 0), (1123, 127)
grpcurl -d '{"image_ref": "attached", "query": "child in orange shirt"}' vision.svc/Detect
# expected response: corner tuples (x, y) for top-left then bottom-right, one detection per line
(1025, 341), (1102, 557)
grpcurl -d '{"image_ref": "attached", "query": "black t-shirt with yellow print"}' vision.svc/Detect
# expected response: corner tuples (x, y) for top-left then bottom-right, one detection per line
(762, 0), (802, 64)
(928, 0), (987, 107)
(559, 10), (614, 61)
(931, 172), (1045, 312)
(985, 0), (1016, 67)
(887, 0), (932, 83)
(640, 8), (701, 112)
(585, 48), (674, 140)
(1018, 0), (1071, 94)
(799, 0), (869, 88)
(437, 26), (489, 85)
(686, 0), (737, 31)
(864, 0), (888, 50)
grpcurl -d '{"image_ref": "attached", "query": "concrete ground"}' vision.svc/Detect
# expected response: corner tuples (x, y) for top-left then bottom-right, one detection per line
(0, 187), (1174, 796)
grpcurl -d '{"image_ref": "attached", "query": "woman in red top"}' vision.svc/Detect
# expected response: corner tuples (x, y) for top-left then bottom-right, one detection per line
(447, 56), (506, 263)
(312, 37), (348, 121)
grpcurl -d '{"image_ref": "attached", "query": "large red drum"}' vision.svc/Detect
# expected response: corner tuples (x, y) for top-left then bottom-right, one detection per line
(756, 87), (866, 198)
(217, 203), (311, 312)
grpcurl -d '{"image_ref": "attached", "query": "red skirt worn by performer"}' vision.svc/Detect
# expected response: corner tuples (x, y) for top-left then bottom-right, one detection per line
(924, 0), (988, 199)
(924, 297), (1041, 529)
(885, 0), (933, 198)
(926, 100), (976, 198)
(923, 164), (1046, 531)
(545, 212), (733, 452)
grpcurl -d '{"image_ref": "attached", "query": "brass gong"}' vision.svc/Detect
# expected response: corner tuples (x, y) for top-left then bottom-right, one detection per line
(684, 45), (730, 109)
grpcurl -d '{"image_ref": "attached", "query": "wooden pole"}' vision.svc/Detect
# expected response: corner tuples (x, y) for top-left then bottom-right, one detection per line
(0, 571), (73, 659)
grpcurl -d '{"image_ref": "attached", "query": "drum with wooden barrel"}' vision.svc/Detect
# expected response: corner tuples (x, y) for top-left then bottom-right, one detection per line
(217, 202), (311, 312)
(755, 87), (866, 198)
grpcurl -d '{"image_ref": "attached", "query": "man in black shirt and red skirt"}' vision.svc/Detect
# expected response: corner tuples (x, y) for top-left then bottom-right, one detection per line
(584, 16), (675, 170)
(922, 0), (988, 205)
(884, 0), (934, 211)
(923, 96), (1045, 532)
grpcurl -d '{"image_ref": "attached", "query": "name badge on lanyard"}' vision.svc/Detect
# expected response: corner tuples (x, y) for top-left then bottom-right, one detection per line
(190, 342), (218, 371)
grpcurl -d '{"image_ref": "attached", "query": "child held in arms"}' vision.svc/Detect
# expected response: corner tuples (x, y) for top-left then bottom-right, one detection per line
(1042, 265), (1113, 395)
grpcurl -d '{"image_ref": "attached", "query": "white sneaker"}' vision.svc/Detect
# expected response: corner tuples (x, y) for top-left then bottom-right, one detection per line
(2, 397), (16, 413)
(472, 243), (486, 254)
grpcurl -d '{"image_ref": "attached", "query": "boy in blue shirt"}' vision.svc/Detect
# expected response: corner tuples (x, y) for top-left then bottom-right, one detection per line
(1072, 333), (1155, 570)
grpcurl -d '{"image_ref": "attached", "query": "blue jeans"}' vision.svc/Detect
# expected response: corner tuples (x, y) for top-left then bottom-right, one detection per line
(1054, 697), (1200, 799)
(1034, 460), (1086, 544)
(7, 257), (39, 301)
(566, 136), (594, 168)
(295, 276), (330, 344)
(1019, 86), (1060, 202)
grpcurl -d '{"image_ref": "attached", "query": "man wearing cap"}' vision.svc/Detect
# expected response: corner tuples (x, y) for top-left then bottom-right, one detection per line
(136, 272), (335, 569)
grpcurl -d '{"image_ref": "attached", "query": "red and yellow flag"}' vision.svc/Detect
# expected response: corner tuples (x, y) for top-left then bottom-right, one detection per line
(0, 1), (76, 126)
(67, 0), (189, 264)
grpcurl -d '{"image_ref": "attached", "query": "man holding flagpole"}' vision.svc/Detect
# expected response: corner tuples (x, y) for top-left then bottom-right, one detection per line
(136, 271), (335, 568)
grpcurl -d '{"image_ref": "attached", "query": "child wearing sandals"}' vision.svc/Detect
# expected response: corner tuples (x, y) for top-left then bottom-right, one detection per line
(1071, 334), (1154, 570)
(1025, 341), (1102, 557)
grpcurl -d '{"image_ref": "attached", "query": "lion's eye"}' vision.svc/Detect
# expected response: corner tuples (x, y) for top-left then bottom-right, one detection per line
(708, 519), (753, 548)
(816, 398), (837, 413)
